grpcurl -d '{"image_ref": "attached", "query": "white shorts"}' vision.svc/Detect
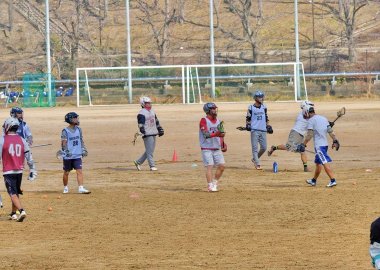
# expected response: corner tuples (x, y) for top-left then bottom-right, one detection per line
(201, 149), (225, 167)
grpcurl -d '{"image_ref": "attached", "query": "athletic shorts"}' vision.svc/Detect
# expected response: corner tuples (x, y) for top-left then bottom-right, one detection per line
(201, 149), (225, 167)
(4, 173), (23, 196)
(314, 146), (332, 165)
(370, 242), (380, 270)
(286, 129), (304, 152)
(63, 158), (83, 171)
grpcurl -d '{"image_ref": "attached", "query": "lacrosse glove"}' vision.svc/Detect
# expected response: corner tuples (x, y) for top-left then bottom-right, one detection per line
(246, 123), (251, 131)
(296, 143), (306, 153)
(157, 126), (164, 137)
(332, 139), (340, 151)
(266, 125), (273, 134)
(217, 121), (225, 133)
(28, 169), (37, 181)
(329, 121), (335, 128)
(82, 147), (88, 157)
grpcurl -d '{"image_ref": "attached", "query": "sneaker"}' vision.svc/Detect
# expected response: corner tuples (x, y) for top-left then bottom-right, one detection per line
(8, 213), (17, 220)
(326, 180), (337, 188)
(306, 179), (316, 186)
(17, 210), (26, 222)
(78, 186), (91, 194)
(211, 180), (218, 192)
(251, 159), (262, 170)
(133, 160), (141, 171)
(63, 186), (69, 194)
(304, 167), (311, 172)
(150, 167), (158, 171)
(268, 146), (276, 156)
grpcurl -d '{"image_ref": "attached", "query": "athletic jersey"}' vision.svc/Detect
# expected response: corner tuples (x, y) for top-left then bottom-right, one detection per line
(292, 112), (309, 136)
(247, 104), (267, 132)
(0, 134), (29, 174)
(17, 121), (32, 141)
(199, 117), (222, 150)
(307, 114), (330, 148)
(138, 108), (159, 136)
(62, 126), (83, 159)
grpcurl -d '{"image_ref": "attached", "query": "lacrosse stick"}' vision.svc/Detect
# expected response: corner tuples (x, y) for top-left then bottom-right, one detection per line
(330, 107), (346, 126)
(132, 132), (142, 146)
(31, 143), (52, 148)
(236, 126), (247, 131)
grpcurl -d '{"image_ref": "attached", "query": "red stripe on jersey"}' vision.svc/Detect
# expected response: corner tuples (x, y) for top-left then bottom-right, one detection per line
(2, 135), (25, 172)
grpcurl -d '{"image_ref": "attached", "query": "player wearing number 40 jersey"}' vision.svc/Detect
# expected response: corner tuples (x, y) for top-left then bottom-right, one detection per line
(0, 117), (37, 222)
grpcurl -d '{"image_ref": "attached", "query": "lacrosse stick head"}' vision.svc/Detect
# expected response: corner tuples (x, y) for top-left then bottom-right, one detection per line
(56, 150), (64, 160)
(337, 107), (346, 117)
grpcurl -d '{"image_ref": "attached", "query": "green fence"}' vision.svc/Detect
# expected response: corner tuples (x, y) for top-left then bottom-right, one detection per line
(23, 73), (56, 107)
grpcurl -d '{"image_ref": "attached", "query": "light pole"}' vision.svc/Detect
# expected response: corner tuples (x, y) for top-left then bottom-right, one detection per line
(294, 0), (301, 99)
(310, 0), (315, 48)
(125, 0), (132, 103)
(209, 0), (215, 98)
(45, 0), (52, 106)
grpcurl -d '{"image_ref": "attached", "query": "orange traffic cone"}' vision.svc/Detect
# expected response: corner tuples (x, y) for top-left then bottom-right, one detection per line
(172, 149), (178, 162)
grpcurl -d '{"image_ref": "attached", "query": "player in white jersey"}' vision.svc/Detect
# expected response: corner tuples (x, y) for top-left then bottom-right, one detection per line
(199, 102), (226, 192)
(296, 106), (340, 187)
(60, 112), (90, 194)
(246, 90), (271, 170)
(267, 100), (314, 172)
(134, 97), (164, 171)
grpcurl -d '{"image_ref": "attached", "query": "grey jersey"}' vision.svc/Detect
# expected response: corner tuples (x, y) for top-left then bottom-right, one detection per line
(61, 126), (83, 159)
(247, 104), (267, 132)
(138, 108), (159, 136)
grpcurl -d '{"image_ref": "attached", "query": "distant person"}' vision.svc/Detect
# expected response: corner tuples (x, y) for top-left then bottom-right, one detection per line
(297, 106), (340, 187)
(10, 107), (33, 146)
(370, 217), (380, 269)
(199, 102), (226, 192)
(268, 100), (314, 172)
(0, 117), (37, 222)
(133, 97), (164, 171)
(59, 112), (90, 194)
(246, 90), (272, 170)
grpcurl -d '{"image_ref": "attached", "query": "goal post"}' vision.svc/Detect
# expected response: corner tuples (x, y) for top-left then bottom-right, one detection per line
(185, 62), (308, 103)
(76, 65), (186, 106)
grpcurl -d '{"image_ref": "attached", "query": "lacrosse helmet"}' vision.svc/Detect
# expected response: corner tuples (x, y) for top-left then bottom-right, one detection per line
(203, 102), (218, 114)
(10, 107), (24, 121)
(253, 90), (265, 104)
(3, 117), (20, 134)
(65, 112), (79, 124)
(301, 100), (315, 118)
(140, 96), (152, 108)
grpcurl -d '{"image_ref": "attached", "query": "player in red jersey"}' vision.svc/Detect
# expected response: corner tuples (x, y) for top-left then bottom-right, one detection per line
(0, 117), (37, 222)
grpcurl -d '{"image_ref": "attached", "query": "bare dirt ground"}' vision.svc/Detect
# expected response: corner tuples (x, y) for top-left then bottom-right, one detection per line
(0, 100), (379, 269)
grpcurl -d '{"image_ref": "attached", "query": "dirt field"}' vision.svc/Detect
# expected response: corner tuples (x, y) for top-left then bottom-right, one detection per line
(0, 100), (379, 269)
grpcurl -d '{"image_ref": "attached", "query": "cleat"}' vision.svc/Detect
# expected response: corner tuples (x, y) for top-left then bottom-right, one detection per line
(267, 146), (276, 156)
(78, 186), (91, 194)
(17, 210), (26, 222)
(211, 180), (218, 192)
(306, 179), (316, 186)
(8, 213), (17, 221)
(251, 159), (262, 170)
(63, 186), (69, 194)
(326, 181), (337, 188)
(150, 167), (158, 171)
(304, 167), (311, 172)
(133, 160), (141, 171)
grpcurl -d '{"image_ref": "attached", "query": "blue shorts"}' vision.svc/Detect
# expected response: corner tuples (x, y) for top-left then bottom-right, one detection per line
(63, 158), (82, 171)
(4, 173), (23, 196)
(314, 146), (332, 165)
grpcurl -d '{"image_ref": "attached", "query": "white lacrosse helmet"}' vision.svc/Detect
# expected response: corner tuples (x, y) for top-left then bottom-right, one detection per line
(301, 100), (315, 118)
(3, 117), (20, 134)
(140, 96), (152, 108)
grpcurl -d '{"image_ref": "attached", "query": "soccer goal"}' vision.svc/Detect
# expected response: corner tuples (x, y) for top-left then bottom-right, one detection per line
(186, 62), (308, 103)
(76, 65), (185, 106)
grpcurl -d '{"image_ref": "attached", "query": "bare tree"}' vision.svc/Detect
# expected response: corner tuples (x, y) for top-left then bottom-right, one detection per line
(317, 0), (369, 62)
(217, 0), (265, 62)
(135, 0), (178, 64)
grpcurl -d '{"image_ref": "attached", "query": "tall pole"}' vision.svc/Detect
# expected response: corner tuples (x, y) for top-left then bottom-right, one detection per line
(45, 0), (52, 106)
(311, 0), (315, 48)
(294, 0), (301, 99)
(126, 0), (132, 103)
(209, 0), (215, 98)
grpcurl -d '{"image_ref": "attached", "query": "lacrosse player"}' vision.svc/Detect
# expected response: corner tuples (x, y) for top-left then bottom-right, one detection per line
(199, 102), (226, 192)
(246, 90), (272, 170)
(9, 107), (33, 146)
(296, 106), (340, 187)
(133, 97), (164, 171)
(370, 217), (380, 269)
(0, 117), (37, 222)
(60, 112), (90, 194)
(267, 100), (314, 172)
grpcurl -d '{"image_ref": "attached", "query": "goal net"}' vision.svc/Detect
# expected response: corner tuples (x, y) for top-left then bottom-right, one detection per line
(76, 65), (185, 106)
(186, 62), (308, 103)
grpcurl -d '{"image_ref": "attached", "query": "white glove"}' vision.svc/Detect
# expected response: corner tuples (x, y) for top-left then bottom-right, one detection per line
(82, 148), (88, 157)
(28, 169), (37, 181)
